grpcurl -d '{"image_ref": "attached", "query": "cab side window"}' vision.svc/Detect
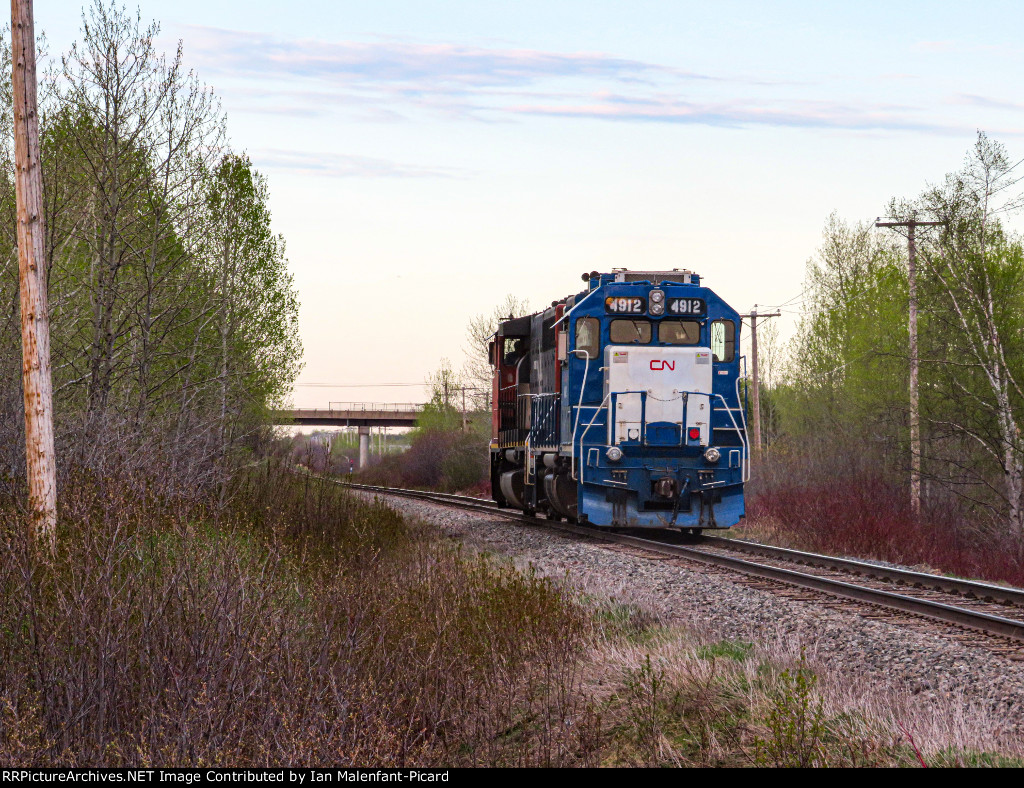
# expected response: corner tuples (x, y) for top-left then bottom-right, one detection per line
(503, 337), (524, 365)
(575, 317), (600, 359)
(710, 319), (736, 363)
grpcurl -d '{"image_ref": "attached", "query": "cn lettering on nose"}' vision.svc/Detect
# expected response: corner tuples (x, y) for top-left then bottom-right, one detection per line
(650, 360), (675, 371)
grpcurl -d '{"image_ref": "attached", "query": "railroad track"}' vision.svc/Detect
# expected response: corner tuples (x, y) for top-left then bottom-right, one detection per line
(337, 479), (1024, 647)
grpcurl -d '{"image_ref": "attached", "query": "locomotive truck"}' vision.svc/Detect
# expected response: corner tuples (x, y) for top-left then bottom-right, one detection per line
(489, 269), (748, 531)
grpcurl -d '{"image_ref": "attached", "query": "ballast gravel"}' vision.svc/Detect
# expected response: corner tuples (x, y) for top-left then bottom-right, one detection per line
(366, 493), (1024, 744)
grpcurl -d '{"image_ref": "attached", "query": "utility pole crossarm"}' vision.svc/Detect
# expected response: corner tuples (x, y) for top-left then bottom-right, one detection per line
(874, 220), (947, 228)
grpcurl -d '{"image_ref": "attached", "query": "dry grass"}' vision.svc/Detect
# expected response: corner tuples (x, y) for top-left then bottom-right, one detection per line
(563, 591), (1024, 767)
(3, 462), (1021, 767)
(0, 463), (595, 766)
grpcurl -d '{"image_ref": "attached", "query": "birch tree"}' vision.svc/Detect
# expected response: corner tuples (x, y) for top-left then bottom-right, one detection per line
(914, 133), (1024, 534)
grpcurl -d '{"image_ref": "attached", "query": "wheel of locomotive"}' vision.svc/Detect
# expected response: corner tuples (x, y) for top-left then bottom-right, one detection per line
(543, 471), (577, 521)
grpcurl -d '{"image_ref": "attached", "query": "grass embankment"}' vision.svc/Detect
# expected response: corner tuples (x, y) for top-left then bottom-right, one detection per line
(0, 465), (1017, 766)
(0, 465), (588, 765)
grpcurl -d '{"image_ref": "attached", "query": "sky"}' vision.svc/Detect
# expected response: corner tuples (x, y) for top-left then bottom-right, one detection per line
(43, 1), (1024, 407)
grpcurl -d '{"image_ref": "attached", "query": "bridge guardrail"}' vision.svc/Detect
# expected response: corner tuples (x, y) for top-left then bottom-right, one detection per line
(325, 402), (426, 412)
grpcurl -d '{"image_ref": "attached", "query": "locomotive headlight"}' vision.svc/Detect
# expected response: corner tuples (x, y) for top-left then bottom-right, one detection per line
(606, 446), (623, 462)
(650, 302), (665, 316)
(650, 290), (665, 303)
(703, 447), (721, 464)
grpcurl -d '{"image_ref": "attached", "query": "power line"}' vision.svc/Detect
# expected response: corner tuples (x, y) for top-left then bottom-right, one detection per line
(758, 287), (809, 311)
(295, 382), (429, 388)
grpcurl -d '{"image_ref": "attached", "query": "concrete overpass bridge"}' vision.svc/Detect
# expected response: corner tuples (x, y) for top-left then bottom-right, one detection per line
(273, 402), (426, 467)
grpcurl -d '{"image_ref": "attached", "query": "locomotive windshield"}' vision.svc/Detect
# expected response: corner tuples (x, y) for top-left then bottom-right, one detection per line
(610, 319), (651, 344)
(658, 320), (700, 345)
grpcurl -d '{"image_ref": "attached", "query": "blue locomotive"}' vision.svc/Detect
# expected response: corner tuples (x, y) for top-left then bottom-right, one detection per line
(488, 269), (748, 531)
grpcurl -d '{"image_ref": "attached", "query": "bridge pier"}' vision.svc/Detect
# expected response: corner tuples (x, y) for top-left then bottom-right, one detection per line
(358, 426), (370, 469)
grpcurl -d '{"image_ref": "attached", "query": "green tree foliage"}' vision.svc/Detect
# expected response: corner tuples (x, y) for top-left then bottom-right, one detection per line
(205, 153), (301, 458)
(777, 133), (1024, 534)
(780, 215), (907, 477)
(0, 2), (301, 494)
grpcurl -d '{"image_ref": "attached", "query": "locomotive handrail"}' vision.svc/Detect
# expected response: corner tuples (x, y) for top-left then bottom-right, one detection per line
(519, 391), (560, 448)
(568, 348), (595, 478)
(553, 284), (604, 328)
(716, 392), (747, 482)
(610, 390), (652, 446)
(572, 394), (610, 480)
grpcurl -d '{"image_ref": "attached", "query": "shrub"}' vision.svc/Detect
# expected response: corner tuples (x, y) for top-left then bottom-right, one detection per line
(754, 650), (827, 768)
(0, 463), (594, 766)
(748, 472), (1024, 586)
(360, 427), (488, 493)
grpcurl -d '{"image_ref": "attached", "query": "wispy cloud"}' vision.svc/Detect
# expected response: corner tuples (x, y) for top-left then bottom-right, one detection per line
(179, 26), (988, 137)
(184, 25), (706, 87)
(251, 149), (467, 179)
(508, 94), (967, 134)
(954, 93), (1024, 112)
(912, 40), (956, 53)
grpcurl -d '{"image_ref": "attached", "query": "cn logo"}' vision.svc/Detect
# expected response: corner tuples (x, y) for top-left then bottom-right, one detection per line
(650, 360), (675, 371)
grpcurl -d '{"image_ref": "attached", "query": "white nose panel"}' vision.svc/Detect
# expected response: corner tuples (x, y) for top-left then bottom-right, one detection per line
(604, 345), (714, 445)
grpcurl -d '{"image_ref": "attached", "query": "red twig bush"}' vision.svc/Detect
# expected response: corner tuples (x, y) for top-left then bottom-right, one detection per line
(749, 477), (1024, 587)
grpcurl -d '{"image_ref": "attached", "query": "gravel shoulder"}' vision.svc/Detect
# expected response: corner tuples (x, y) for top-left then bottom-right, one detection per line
(364, 492), (1024, 754)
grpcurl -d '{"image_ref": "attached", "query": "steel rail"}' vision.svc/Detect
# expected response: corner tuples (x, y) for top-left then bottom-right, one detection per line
(699, 535), (1024, 608)
(338, 480), (1024, 642)
(346, 481), (1024, 607)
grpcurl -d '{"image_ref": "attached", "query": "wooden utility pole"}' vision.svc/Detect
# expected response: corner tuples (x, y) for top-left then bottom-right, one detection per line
(876, 218), (946, 519)
(12, 0), (56, 549)
(744, 307), (781, 458)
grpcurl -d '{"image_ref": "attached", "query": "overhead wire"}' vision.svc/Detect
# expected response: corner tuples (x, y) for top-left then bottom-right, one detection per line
(295, 382), (429, 388)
